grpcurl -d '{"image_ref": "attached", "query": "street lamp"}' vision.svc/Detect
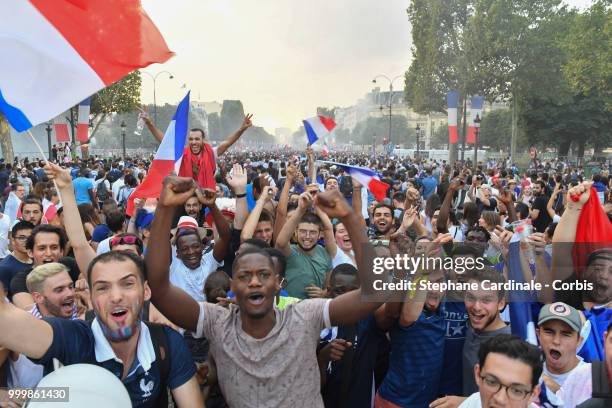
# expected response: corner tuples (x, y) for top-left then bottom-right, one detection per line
(120, 121), (127, 159)
(141, 71), (174, 126)
(415, 124), (421, 161)
(45, 121), (53, 160)
(372, 74), (404, 148)
(473, 113), (481, 170)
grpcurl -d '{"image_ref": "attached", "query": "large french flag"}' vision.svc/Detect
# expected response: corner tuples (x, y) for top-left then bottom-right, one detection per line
(447, 90), (459, 144)
(319, 161), (389, 201)
(0, 0), (174, 132)
(76, 98), (91, 142)
(303, 115), (336, 145)
(125, 92), (190, 217)
(467, 95), (484, 144)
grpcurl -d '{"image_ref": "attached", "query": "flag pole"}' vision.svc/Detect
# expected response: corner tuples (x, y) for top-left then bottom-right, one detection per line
(27, 129), (60, 194)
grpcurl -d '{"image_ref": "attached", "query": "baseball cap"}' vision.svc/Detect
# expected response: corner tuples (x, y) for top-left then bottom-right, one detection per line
(538, 302), (582, 332)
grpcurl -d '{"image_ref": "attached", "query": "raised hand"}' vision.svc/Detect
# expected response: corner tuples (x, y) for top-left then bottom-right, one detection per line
(528, 232), (547, 256)
(314, 189), (352, 219)
(497, 188), (514, 205)
(196, 187), (217, 207)
(567, 181), (592, 208)
(297, 192), (314, 211)
(43, 162), (72, 189)
(159, 176), (196, 207)
(286, 163), (298, 180)
(240, 114), (253, 131)
(258, 186), (274, 203)
(225, 163), (247, 195)
(448, 177), (464, 192)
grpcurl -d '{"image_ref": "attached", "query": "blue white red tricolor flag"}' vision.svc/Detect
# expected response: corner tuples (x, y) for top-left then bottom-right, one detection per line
(126, 92), (190, 216)
(467, 95), (484, 144)
(0, 0), (174, 132)
(76, 98), (91, 142)
(303, 115), (336, 145)
(318, 161), (389, 201)
(447, 90), (459, 144)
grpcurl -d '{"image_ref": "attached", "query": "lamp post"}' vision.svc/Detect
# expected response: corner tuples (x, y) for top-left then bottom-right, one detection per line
(372, 74), (404, 148)
(141, 71), (174, 126)
(120, 121), (127, 159)
(45, 122), (53, 160)
(473, 114), (481, 171)
(415, 124), (421, 161)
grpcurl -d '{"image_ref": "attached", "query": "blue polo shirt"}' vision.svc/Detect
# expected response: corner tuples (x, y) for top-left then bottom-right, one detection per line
(439, 301), (468, 396)
(32, 318), (196, 408)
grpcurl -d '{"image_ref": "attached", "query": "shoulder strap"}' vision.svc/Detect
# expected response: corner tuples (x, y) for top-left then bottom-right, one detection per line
(145, 322), (170, 408)
(339, 324), (357, 408)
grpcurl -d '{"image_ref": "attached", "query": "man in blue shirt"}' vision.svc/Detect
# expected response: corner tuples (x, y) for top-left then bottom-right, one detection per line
(420, 167), (438, 200)
(0, 251), (202, 408)
(73, 167), (95, 205)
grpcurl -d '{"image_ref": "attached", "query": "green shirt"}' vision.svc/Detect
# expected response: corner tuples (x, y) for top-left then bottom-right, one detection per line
(285, 244), (332, 299)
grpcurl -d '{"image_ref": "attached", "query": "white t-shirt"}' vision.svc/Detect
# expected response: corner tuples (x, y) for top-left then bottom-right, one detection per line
(169, 250), (223, 302)
(96, 237), (112, 255)
(541, 359), (587, 406)
(0, 214), (11, 258)
(94, 179), (111, 198)
(111, 178), (125, 201)
(555, 362), (592, 407)
(331, 248), (355, 268)
(459, 392), (539, 408)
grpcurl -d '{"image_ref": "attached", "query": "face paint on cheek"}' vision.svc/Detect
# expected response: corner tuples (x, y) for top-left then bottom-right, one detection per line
(95, 300), (143, 342)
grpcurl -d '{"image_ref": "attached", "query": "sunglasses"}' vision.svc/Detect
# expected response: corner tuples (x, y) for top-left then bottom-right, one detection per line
(110, 235), (143, 250)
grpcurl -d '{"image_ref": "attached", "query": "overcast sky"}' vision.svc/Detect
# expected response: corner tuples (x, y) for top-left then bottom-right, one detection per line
(141, 0), (594, 133)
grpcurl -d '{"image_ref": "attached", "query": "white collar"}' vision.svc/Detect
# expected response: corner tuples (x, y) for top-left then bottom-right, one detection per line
(91, 318), (156, 373)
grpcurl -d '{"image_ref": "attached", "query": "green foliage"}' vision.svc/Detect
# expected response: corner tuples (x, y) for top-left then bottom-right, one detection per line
(561, 0), (612, 110)
(220, 100), (245, 141)
(316, 107), (338, 119)
(343, 115), (413, 147)
(479, 109), (515, 150)
(90, 71), (142, 115)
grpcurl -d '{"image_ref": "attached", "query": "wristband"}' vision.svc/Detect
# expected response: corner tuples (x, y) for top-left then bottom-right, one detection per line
(235, 193), (247, 198)
(570, 193), (580, 203)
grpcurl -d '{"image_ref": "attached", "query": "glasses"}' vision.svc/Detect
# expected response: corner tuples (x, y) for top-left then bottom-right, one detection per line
(479, 374), (532, 401)
(110, 235), (142, 249)
(14, 235), (29, 242)
(297, 229), (319, 237)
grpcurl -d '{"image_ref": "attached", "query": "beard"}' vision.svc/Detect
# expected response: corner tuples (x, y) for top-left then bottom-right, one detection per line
(43, 297), (70, 318)
(95, 306), (143, 342)
(298, 240), (317, 252)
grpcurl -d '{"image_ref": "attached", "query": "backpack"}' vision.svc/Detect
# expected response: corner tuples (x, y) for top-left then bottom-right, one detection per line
(85, 317), (170, 408)
(97, 179), (109, 201)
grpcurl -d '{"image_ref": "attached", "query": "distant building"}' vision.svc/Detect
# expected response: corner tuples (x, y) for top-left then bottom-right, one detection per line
(275, 127), (291, 143)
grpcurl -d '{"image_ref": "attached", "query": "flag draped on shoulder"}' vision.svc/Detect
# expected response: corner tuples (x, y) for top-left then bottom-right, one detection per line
(318, 161), (389, 201)
(126, 92), (190, 217)
(303, 115), (336, 145)
(0, 0), (174, 132)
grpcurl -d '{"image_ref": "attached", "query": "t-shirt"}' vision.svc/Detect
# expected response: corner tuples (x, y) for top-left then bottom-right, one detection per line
(73, 177), (93, 205)
(0, 254), (32, 298)
(439, 301), (469, 396)
(539, 359), (588, 407)
(421, 176), (438, 200)
(331, 248), (355, 268)
(169, 250), (223, 302)
(459, 391), (539, 408)
(194, 298), (331, 408)
(578, 306), (612, 363)
(476, 197), (497, 212)
(285, 244), (332, 299)
(532, 195), (551, 233)
(31, 318), (196, 408)
(462, 323), (512, 396)
(378, 307), (446, 407)
(556, 363), (593, 408)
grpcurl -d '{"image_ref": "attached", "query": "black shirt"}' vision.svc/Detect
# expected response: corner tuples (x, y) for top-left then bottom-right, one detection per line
(10, 256), (81, 299)
(532, 195), (551, 233)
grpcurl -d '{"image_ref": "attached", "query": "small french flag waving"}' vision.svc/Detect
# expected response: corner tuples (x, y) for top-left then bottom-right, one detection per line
(303, 115), (336, 145)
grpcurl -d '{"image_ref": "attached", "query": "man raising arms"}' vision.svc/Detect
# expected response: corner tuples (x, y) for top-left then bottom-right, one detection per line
(145, 175), (379, 407)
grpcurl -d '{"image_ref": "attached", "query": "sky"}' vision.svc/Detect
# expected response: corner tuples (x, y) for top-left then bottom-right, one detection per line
(141, 0), (594, 134)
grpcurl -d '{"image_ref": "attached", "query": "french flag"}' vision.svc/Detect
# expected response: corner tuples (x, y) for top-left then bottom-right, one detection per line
(53, 115), (70, 142)
(76, 98), (91, 142)
(303, 115), (336, 145)
(319, 161), (389, 201)
(447, 90), (459, 144)
(0, 0), (174, 132)
(467, 95), (484, 144)
(126, 92), (190, 217)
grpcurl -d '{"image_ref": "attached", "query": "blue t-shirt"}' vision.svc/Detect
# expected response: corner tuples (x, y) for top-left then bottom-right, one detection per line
(0, 255), (31, 297)
(439, 301), (468, 396)
(378, 307), (446, 407)
(320, 315), (387, 408)
(73, 177), (93, 205)
(32, 318), (196, 408)
(421, 176), (438, 200)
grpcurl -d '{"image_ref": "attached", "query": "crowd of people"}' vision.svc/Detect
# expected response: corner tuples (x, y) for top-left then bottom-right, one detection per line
(0, 120), (610, 408)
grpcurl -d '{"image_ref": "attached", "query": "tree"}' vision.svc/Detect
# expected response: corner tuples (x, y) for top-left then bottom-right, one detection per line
(316, 107), (338, 119)
(562, 0), (611, 111)
(220, 100), (245, 142)
(404, 0), (476, 162)
(464, 0), (573, 158)
(89, 71), (142, 140)
(479, 109), (513, 151)
(0, 113), (14, 161)
(351, 115), (412, 147)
